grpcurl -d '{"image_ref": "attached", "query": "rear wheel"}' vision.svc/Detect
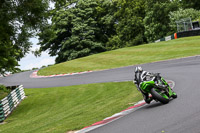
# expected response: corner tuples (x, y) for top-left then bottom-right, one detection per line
(151, 88), (169, 104)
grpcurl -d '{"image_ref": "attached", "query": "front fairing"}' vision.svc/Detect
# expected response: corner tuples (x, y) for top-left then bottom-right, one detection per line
(139, 80), (155, 93)
(161, 78), (173, 96)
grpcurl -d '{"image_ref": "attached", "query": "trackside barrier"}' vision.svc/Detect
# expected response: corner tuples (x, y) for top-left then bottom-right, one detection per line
(0, 85), (25, 123)
(155, 33), (177, 43)
(177, 29), (200, 38)
(155, 29), (200, 43)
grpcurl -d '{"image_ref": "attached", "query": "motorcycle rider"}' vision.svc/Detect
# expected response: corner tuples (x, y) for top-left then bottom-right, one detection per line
(134, 66), (153, 104)
(134, 66), (177, 104)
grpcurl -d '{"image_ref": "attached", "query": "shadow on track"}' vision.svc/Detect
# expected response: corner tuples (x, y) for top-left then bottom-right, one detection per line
(144, 102), (164, 109)
(144, 99), (175, 109)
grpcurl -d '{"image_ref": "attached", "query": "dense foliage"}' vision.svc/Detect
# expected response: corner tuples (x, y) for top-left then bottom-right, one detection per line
(107, 0), (146, 49)
(0, 0), (50, 74)
(180, 0), (200, 10)
(169, 8), (200, 32)
(39, 0), (193, 63)
(39, 0), (111, 63)
(0, 85), (10, 100)
(143, 0), (178, 42)
(38, 0), (118, 63)
(1, 0), (200, 70)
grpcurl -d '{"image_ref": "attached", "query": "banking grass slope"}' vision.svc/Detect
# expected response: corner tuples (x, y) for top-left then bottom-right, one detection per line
(38, 36), (200, 76)
(0, 82), (142, 133)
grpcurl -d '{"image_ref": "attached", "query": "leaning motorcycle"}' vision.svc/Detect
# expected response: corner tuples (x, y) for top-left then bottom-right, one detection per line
(137, 73), (177, 104)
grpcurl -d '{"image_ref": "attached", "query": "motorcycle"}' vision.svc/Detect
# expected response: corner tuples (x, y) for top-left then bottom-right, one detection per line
(136, 73), (177, 104)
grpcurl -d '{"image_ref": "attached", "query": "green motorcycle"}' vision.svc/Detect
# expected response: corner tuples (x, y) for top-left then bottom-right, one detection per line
(139, 73), (177, 104)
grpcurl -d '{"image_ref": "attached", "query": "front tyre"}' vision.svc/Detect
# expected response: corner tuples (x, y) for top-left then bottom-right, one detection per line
(151, 88), (169, 104)
(171, 92), (177, 99)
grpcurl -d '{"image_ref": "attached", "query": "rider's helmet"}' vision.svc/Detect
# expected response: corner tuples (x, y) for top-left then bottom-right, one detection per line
(135, 66), (143, 73)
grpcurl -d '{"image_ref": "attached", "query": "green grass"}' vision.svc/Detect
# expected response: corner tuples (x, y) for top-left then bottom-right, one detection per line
(2, 36), (198, 132)
(0, 82), (142, 133)
(0, 85), (11, 100)
(38, 36), (200, 76)
(0, 90), (9, 100)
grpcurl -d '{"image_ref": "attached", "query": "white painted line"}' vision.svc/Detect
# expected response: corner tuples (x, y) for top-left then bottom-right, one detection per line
(75, 125), (102, 133)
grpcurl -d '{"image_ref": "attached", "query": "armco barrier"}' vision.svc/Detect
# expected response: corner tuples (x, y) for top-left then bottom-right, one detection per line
(155, 33), (177, 43)
(0, 85), (25, 123)
(177, 29), (200, 38)
(155, 29), (200, 43)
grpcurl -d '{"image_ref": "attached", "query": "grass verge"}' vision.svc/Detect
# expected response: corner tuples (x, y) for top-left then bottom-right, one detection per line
(0, 85), (11, 100)
(38, 36), (200, 76)
(0, 81), (141, 133)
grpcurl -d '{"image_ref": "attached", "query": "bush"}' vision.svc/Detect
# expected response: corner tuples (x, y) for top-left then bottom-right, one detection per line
(0, 85), (10, 100)
(143, 2), (177, 42)
(0, 85), (8, 92)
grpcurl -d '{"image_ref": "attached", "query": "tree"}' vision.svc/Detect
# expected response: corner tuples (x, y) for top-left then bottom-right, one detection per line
(38, 0), (118, 63)
(107, 0), (146, 49)
(0, 0), (50, 74)
(180, 0), (200, 10)
(143, 0), (178, 42)
(95, 0), (118, 50)
(169, 8), (200, 32)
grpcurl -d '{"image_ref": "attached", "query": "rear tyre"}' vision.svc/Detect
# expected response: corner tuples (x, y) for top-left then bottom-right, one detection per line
(151, 88), (169, 104)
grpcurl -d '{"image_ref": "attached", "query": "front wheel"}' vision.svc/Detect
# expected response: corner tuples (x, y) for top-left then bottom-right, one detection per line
(171, 92), (177, 99)
(151, 88), (169, 104)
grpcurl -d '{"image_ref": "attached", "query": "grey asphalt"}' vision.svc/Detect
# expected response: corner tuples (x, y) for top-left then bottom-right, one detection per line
(1, 56), (200, 133)
(89, 56), (200, 133)
(0, 56), (199, 89)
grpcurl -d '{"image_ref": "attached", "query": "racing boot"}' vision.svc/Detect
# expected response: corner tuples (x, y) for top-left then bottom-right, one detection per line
(144, 93), (153, 104)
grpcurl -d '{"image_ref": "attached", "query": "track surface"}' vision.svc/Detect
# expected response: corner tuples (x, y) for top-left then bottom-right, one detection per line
(1, 56), (200, 133)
